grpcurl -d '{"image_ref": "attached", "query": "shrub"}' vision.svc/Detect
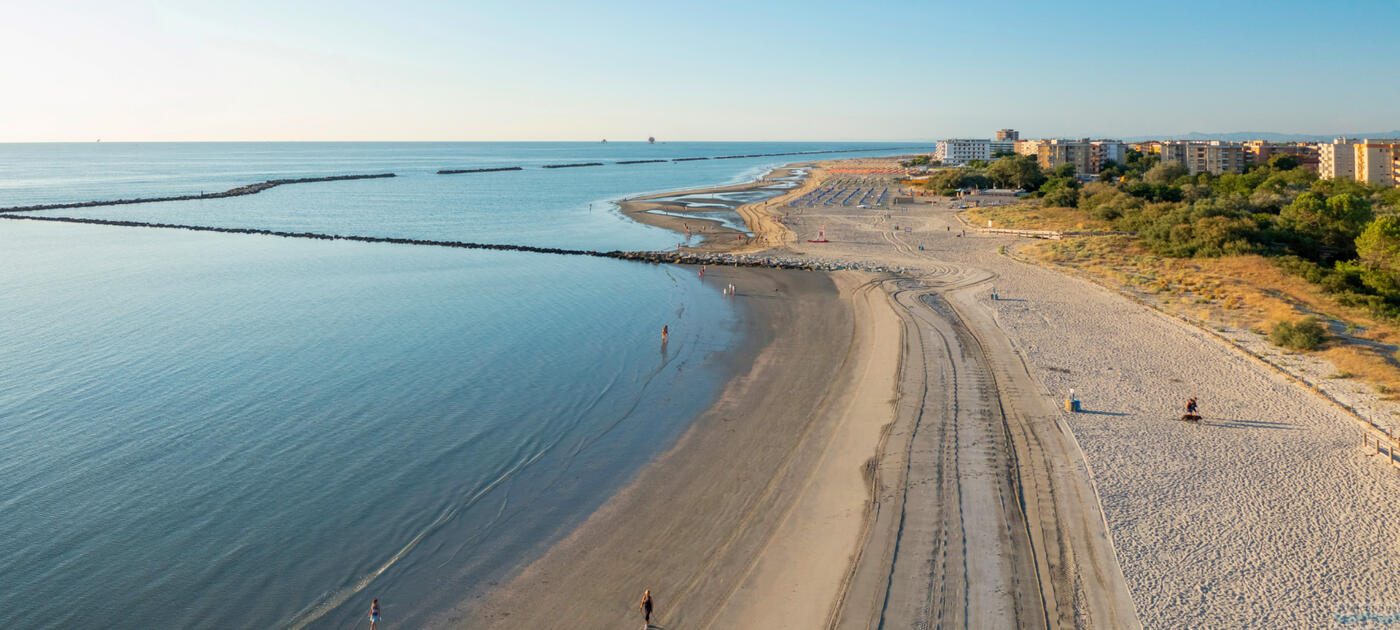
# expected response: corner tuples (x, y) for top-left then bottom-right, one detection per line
(1270, 316), (1326, 351)
(1042, 186), (1079, 208)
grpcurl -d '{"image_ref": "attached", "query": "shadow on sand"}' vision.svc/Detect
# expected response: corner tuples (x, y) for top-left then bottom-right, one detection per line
(1200, 417), (1301, 430)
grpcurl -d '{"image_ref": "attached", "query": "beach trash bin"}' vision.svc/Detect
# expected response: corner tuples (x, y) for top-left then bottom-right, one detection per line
(1065, 398), (1080, 413)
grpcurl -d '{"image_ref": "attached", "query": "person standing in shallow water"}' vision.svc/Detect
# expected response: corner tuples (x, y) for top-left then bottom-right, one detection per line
(369, 599), (380, 629)
(639, 589), (654, 628)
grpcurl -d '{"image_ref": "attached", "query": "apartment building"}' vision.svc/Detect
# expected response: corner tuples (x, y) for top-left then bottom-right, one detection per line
(1318, 138), (1358, 180)
(1129, 140), (1161, 154)
(1355, 139), (1400, 187)
(1159, 141), (1247, 175)
(995, 128), (1020, 141)
(1090, 140), (1128, 171)
(934, 139), (991, 165)
(1011, 138), (1124, 174)
(989, 139), (1016, 155)
(1243, 141), (1320, 170)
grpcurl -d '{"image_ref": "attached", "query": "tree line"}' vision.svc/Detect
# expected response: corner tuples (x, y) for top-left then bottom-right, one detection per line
(917, 150), (1400, 321)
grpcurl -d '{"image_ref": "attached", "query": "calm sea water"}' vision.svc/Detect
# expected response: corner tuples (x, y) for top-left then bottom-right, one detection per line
(0, 142), (918, 629)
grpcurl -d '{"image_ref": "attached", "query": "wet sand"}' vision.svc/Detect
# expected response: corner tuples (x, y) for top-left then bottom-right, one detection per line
(617, 166), (818, 253)
(453, 266), (903, 629)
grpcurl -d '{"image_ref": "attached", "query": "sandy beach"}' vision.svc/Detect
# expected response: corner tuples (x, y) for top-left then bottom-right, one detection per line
(770, 161), (1400, 627)
(455, 157), (1400, 629)
(453, 265), (904, 628)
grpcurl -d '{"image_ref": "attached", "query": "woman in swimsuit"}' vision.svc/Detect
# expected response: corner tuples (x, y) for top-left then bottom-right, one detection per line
(640, 589), (654, 628)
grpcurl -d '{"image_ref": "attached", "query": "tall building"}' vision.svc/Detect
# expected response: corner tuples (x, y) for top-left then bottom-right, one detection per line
(1011, 138), (1123, 174)
(995, 128), (1020, 141)
(934, 139), (991, 165)
(1318, 138), (1358, 180)
(1355, 139), (1400, 187)
(1159, 141), (1247, 175)
(1090, 140), (1128, 171)
(1036, 139), (1093, 174)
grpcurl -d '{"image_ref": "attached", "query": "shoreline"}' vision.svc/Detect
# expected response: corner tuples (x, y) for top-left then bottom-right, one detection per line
(617, 165), (820, 253)
(452, 266), (903, 628)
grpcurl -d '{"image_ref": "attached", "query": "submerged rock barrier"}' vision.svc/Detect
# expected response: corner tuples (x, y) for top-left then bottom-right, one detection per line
(0, 173), (397, 214)
(616, 159), (669, 165)
(541, 162), (604, 169)
(3, 213), (907, 274)
(672, 157), (710, 162)
(437, 167), (523, 174)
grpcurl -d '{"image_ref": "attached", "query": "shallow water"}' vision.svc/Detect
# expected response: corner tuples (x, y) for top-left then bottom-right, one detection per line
(0, 142), (920, 629)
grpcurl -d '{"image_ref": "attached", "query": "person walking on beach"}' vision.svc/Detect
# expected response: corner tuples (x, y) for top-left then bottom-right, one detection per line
(369, 599), (381, 629)
(1186, 397), (1198, 415)
(639, 589), (654, 628)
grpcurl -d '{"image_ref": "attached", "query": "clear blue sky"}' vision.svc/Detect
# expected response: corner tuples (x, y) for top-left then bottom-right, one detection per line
(4, 0), (1396, 142)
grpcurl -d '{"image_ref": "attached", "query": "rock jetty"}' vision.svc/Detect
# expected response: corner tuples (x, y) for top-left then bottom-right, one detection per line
(0, 173), (396, 214)
(541, 162), (604, 169)
(437, 167), (523, 174)
(2, 214), (906, 274)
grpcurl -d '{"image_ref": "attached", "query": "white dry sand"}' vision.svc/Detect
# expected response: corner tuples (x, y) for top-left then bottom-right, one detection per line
(772, 169), (1400, 628)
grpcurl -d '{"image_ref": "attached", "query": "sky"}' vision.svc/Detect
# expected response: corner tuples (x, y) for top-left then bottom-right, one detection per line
(2, 0), (1397, 142)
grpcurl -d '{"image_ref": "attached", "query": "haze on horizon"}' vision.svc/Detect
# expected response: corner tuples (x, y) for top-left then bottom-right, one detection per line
(4, 0), (1397, 143)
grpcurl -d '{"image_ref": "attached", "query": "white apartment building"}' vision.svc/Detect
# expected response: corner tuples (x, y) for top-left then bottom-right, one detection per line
(934, 139), (992, 165)
(1317, 138), (1357, 179)
(1355, 139), (1400, 187)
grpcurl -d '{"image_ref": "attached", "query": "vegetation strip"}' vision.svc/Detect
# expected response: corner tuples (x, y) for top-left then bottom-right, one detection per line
(0, 174), (396, 214)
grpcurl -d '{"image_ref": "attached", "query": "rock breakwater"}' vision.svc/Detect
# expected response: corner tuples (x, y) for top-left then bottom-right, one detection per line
(0, 173), (396, 214)
(437, 167), (523, 174)
(2, 214), (905, 274)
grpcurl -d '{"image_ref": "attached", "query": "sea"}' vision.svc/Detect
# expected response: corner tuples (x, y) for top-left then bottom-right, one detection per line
(0, 141), (922, 629)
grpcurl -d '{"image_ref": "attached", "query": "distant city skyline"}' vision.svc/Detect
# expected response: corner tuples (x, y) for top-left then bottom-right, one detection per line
(4, 0), (1397, 142)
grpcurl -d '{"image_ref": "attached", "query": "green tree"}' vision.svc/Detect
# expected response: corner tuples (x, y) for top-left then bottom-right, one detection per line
(1051, 162), (1076, 178)
(1144, 161), (1188, 185)
(1042, 186), (1079, 208)
(986, 154), (1045, 191)
(1355, 216), (1400, 296)
(923, 168), (989, 195)
(1125, 149), (1158, 173)
(1280, 192), (1373, 259)
(1267, 154), (1300, 171)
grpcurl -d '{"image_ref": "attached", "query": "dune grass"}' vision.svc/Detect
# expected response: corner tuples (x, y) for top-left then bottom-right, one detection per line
(1029, 235), (1400, 397)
